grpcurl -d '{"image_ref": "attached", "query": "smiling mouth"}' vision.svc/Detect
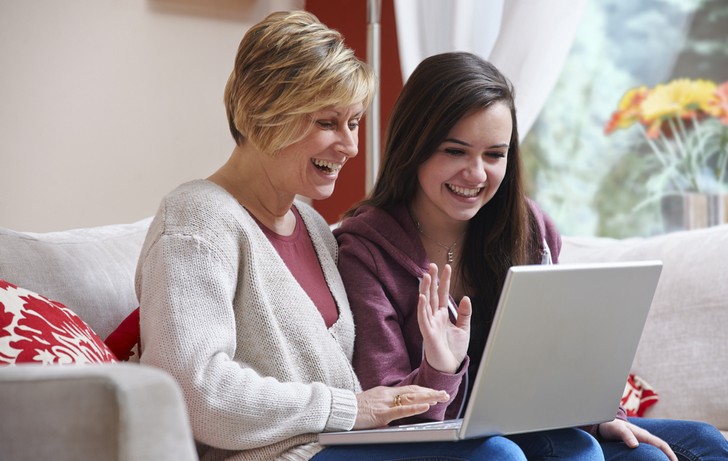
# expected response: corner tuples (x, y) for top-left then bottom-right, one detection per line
(312, 159), (343, 174)
(447, 184), (483, 198)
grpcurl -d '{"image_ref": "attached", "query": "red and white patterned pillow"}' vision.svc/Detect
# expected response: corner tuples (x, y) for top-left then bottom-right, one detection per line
(0, 279), (117, 365)
(621, 373), (659, 417)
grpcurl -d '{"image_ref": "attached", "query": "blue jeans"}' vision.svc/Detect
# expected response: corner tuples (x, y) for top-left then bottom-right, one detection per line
(601, 417), (728, 461)
(312, 427), (603, 461)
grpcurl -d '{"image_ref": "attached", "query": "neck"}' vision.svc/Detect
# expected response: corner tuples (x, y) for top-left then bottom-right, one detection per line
(409, 214), (466, 267)
(408, 197), (470, 299)
(408, 197), (468, 248)
(208, 146), (295, 235)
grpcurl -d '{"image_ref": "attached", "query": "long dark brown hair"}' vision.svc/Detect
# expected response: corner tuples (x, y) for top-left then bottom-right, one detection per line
(347, 51), (541, 329)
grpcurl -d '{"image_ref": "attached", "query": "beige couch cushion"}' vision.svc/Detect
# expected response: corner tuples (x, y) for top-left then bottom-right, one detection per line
(0, 218), (151, 339)
(560, 224), (728, 433)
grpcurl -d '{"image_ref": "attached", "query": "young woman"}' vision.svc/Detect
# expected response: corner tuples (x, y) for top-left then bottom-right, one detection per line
(335, 51), (728, 460)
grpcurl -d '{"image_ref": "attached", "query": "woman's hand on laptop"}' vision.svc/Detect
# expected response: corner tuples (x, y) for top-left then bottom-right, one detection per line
(418, 263), (472, 374)
(597, 419), (677, 461)
(353, 385), (450, 430)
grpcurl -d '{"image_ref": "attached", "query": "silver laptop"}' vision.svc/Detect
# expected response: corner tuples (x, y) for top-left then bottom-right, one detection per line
(319, 260), (663, 445)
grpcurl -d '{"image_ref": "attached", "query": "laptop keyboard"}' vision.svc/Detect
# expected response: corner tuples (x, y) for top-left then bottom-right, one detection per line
(396, 419), (463, 431)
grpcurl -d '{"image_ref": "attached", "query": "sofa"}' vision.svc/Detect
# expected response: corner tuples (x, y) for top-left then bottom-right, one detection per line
(1, 218), (726, 461)
(0, 218), (198, 461)
(559, 224), (728, 440)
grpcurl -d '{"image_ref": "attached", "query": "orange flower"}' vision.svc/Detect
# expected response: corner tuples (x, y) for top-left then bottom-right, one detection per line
(640, 79), (716, 138)
(606, 78), (727, 138)
(604, 86), (648, 134)
(604, 78), (728, 195)
(706, 81), (728, 124)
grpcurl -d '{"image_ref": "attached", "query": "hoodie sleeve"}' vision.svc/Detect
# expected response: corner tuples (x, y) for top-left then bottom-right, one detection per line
(528, 199), (563, 264)
(336, 231), (465, 422)
(541, 210), (562, 263)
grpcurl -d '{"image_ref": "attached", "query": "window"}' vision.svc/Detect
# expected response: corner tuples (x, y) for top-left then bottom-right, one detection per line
(522, 0), (728, 237)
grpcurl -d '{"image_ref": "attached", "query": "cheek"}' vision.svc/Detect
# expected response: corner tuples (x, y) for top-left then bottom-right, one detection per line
(416, 163), (435, 190)
(497, 164), (508, 182)
(487, 163), (508, 188)
(419, 158), (455, 185)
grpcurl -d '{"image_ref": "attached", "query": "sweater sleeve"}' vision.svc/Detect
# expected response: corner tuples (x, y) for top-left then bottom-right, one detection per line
(337, 233), (464, 422)
(138, 228), (357, 451)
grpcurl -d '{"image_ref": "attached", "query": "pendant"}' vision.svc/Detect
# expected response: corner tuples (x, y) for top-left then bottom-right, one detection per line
(447, 249), (454, 264)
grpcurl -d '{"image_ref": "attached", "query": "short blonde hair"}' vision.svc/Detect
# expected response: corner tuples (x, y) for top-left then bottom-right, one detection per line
(224, 11), (376, 155)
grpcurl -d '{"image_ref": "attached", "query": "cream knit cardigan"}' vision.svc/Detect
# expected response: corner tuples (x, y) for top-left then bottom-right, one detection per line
(136, 180), (361, 461)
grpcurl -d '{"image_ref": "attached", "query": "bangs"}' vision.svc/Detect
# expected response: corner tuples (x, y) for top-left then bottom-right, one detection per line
(301, 63), (376, 115)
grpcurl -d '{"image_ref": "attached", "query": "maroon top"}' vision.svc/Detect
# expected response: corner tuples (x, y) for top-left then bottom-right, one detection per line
(257, 206), (339, 328)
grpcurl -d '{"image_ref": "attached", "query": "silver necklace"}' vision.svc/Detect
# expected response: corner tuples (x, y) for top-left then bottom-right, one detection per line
(413, 219), (464, 264)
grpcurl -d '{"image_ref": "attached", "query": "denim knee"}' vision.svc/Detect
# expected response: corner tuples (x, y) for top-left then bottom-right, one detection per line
(602, 441), (670, 461)
(508, 428), (604, 460)
(472, 436), (528, 461)
(626, 417), (728, 460)
(685, 420), (727, 442)
(557, 429), (603, 461)
(573, 429), (604, 461)
(668, 420), (728, 460)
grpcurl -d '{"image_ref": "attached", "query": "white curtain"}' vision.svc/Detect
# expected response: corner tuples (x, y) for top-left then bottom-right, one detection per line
(393, 0), (587, 140)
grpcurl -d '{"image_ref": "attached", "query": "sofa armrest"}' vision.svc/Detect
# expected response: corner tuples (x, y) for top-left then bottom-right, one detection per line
(0, 363), (198, 461)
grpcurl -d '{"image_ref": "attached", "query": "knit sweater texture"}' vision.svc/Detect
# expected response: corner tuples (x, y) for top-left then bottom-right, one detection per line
(135, 179), (360, 461)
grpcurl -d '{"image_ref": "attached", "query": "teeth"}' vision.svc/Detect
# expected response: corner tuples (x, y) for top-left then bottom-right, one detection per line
(312, 159), (342, 173)
(447, 184), (481, 197)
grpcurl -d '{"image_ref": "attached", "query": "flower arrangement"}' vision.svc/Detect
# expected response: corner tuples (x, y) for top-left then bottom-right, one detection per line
(605, 78), (728, 196)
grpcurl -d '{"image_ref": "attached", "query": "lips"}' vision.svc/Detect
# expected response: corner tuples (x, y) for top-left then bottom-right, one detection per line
(312, 158), (343, 174)
(446, 183), (482, 198)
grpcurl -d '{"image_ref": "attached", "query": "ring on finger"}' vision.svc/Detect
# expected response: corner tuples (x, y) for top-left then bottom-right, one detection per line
(393, 394), (402, 407)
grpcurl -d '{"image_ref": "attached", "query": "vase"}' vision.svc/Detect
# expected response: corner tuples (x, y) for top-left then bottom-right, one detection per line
(661, 193), (728, 232)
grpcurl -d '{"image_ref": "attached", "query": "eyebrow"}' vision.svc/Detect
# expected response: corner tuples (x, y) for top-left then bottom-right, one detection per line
(323, 106), (366, 117)
(318, 112), (366, 121)
(443, 137), (509, 149)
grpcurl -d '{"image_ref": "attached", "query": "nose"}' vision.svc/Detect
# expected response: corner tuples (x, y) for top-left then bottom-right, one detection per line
(463, 155), (487, 183)
(337, 125), (358, 158)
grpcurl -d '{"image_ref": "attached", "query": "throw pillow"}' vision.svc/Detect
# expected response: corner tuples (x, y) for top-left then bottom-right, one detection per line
(621, 373), (659, 417)
(0, 279), (117, 365)
(104, 307), (141, 362)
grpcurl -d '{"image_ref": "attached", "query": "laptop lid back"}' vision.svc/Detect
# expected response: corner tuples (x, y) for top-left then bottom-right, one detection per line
(460, 261), (662, 438)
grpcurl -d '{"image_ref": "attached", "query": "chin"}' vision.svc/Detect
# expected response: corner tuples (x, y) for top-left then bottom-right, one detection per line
(450, 207), (481, 222)
(307, 187), (336, 201)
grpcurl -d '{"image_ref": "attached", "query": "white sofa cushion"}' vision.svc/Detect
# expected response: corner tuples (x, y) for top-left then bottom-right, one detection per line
(0, 218), (151, 339)
(560, 224), (728, 432)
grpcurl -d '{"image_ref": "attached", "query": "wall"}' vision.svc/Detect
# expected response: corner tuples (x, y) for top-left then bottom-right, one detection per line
(306, 0), (402, 224)
(0, 0), (302, 232)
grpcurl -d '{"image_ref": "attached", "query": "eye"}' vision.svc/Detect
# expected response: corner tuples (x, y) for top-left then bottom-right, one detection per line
(444, 148), (466, 156)
(316, 120), (336, 130)
(348, 120), (360, 130)
(486, 151), (507, 159)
